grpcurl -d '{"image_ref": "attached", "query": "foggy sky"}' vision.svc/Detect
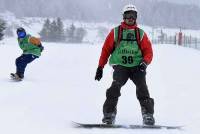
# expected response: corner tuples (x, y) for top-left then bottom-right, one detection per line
(0, 0), (200, 29)
(158, 0), (200, 6)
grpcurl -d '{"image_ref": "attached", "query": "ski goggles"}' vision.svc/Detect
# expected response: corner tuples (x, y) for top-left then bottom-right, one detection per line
(17, 31), (26, 38)
(123, 11), (137, 20)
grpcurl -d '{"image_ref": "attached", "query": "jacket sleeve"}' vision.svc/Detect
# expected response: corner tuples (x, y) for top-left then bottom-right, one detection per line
(140, 32), (153, 65)
(98, 29), (115, 68)
(29, 37), (41, 46)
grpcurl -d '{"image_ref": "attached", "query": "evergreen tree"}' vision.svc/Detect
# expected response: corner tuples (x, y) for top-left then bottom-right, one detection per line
(0, 19), (6, 40)
(75, 27), (87, 43)
(40, 18), (66, 42)
(39, 18), (51, 41)
(49, 20), (58, 42)
(66, 23), (76, 43)
(65, 23), (87, 43)
(56, 17), (65, 42)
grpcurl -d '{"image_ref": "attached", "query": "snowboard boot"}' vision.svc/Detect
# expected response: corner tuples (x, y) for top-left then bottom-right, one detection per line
(140, 98), (155, 125)
(102, 112), (116, 125)
(142, 113), (155, 125)
(10, 73), (24, 81)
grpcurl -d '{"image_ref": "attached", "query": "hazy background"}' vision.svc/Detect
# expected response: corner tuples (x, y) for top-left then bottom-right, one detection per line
(0, 0), (200, 29)
(158, 0), (200, 6)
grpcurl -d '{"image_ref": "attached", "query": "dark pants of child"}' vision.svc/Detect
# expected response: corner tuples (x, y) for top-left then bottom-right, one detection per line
(15, 54), (38, 78)
(103, 65), (154, 115)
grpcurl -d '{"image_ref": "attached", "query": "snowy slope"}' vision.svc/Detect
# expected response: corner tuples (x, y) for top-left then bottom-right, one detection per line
(0, 37), (200, 134)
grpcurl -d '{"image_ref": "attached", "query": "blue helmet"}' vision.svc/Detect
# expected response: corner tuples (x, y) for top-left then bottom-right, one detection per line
(16, 27), (26, 38)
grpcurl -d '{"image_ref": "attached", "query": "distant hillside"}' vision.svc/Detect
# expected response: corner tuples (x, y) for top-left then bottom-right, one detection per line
(140, 1), (200, 29)
(0, 0), (200, 29)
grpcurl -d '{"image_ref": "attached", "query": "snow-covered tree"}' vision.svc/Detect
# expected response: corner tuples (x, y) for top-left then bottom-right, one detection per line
(0, 19), (6, 40)
(66, 24), (87, 43)
(40, 18), (65, 42)
(66, 23), (76, 43)
(39, 18), (51, 41)
(56, 17), (65, 42)
(74, 27), (87, 43)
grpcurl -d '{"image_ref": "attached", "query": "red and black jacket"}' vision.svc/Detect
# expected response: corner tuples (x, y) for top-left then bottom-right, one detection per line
(98, 22), (153, 68)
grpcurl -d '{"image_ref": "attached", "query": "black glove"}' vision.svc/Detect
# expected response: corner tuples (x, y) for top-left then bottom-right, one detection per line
(139, 61), (147, 72)
(38, 44), (44, 52)
(95, 66), (103, 81)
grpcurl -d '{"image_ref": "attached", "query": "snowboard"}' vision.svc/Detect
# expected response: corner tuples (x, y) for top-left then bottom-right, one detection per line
(72, 122), (183, 130)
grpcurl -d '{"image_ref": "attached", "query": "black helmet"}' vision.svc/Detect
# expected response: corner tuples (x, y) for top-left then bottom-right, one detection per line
(16, 27), (26, 34)
(16, 27), (26, 38)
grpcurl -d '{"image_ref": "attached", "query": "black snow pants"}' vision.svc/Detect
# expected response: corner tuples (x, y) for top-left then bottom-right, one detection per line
(103, 65), (154, 115)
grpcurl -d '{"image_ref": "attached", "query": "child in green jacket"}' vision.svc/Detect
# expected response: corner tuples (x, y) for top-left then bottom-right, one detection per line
(11, 27), (44, 81)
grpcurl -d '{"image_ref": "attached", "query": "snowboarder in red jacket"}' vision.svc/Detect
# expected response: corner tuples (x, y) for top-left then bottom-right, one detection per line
(95, 4), (155, 125)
